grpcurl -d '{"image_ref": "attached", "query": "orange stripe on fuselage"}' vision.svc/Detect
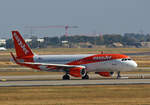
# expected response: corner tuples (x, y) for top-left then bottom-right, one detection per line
(67, 54), (129, 65)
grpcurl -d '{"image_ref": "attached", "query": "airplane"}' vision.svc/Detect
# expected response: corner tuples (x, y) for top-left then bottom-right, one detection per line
(10, 30), (138, 80)
(0, 47), (7, 51)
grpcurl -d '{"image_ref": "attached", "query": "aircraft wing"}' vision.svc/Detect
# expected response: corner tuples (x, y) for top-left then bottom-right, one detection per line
(23, 62), (85, 71)
(10, 52), (85, 71)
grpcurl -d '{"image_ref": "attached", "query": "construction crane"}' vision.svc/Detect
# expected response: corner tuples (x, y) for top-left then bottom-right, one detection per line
(25, 25), (78, 37)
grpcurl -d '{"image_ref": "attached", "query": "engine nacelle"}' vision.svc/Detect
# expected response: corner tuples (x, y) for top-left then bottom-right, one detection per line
(69, 67), (86, 77)
(96, 72), (114, 77)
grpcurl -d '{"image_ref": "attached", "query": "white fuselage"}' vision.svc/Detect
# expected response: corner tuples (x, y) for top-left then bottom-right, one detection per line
(33, 54), (137, 72)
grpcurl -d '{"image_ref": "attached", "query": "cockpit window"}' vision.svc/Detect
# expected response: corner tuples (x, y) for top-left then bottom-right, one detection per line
(121, 58), (132, 61)
(122, 59), (126, 61)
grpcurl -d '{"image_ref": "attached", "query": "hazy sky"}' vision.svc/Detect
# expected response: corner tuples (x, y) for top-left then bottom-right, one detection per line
(0, 0), (150, 38)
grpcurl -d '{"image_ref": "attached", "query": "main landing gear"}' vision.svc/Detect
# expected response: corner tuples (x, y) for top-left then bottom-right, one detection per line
(82, 73), (89, 80)
(63, 74), (70, 80)
(62, 73), (89, 80)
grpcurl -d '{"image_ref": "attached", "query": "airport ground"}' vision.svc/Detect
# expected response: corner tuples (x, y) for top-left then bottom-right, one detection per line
(0, 48), (150, 105)
(0, 85), (150, 105)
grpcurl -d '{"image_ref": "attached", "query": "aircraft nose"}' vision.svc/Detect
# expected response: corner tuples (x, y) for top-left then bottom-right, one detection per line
(132, 61), (137, 68)
(129, 61), (138, 69)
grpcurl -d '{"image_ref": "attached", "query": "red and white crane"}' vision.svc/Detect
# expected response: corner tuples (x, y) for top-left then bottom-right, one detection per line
(25, 25), (78, 37)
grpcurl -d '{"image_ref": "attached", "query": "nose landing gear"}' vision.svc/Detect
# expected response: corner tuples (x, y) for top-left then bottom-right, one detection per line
(117, 71), (121, 79)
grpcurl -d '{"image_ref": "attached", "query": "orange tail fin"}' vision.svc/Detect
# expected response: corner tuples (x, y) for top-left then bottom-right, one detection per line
(12, 31), (34, 58)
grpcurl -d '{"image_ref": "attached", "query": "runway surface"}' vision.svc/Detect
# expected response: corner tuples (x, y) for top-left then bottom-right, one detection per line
(0, 74), (150, 87)
(0, 79), (150, 87)
(0, 73), (150, 80)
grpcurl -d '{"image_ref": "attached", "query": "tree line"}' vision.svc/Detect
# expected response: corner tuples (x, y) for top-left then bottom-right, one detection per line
(5, 33), (150, 49)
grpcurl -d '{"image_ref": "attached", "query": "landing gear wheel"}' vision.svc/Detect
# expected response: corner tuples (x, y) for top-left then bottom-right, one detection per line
(82, 74), (89, 80)
(63, 74), (70, 80)
(117, 71), (121, 79)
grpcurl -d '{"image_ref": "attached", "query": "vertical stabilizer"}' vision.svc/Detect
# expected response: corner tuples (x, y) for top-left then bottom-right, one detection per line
(12, 31), (34, 58)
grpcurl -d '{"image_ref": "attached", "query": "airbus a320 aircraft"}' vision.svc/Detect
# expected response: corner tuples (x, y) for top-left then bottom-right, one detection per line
(11, 31), (137, 80)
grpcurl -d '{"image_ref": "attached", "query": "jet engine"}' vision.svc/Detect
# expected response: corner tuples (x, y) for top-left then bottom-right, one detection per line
(96, 72), (114, 77)
(69, 67), (86, 77)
